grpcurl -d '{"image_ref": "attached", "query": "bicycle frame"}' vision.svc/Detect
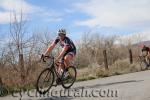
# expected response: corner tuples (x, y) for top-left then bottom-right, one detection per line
(37, 55), (77, 93)
(42, 56), (61, 81)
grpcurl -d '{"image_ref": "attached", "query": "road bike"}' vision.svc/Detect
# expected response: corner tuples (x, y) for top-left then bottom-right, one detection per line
(36, 55), (77, 94)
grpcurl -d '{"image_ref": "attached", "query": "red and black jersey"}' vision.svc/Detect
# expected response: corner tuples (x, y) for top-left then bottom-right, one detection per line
(142, 46), (150, 53)
(54, 36), (76, 53)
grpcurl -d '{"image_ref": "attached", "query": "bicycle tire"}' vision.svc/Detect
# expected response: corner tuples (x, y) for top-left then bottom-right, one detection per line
(36, 68), (54, 94)
(0, 86), (8, 97)
(61, 66), (77, 89)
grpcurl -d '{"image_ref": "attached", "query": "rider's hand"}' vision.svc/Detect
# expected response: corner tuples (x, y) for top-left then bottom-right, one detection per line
(41, 54), (47, 62)
(41, 54), (45, 59)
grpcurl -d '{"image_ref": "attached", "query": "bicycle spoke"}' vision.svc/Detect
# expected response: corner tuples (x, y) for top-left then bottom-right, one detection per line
(61, 66), (76, 89)
(36, 68), (54, 94)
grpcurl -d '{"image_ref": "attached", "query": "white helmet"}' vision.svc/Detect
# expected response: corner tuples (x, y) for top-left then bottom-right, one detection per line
(58, 29), (66, 35)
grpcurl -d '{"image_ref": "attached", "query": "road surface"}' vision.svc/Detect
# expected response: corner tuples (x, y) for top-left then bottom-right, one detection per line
(1, 70), (150, 100)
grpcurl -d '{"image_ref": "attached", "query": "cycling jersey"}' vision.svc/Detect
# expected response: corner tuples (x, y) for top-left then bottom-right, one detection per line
(142, 47), (150, 53)
(54, 36), (76, 55)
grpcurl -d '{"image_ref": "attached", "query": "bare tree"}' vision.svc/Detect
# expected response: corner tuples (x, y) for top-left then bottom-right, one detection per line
(7, 11), (30, 86)
(0, 48), (7, 68)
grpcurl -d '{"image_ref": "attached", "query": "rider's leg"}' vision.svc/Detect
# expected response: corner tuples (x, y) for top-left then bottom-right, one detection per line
(58, 58), (65, 75)
(59, 63), (65, 71)
(147, 53), (150, 66)
(144, 55), (149, 68)
(62, 54), (73, 78)
(64, 54), (73, 68)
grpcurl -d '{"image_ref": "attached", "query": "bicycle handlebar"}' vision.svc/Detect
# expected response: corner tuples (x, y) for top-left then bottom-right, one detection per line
(41, 54), (54, 62)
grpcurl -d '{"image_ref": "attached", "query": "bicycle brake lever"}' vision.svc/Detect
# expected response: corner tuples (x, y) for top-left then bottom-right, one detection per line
(41, 54), (46, 62)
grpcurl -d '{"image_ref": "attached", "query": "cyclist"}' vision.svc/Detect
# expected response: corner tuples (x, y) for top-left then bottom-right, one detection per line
(140, 45), (150, 68)
(43, 29), (76, 76)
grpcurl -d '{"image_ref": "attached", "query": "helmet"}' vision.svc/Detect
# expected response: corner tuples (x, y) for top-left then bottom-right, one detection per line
(58, 29), (66, 35)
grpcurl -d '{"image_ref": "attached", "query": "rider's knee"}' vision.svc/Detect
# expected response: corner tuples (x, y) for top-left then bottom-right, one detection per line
(64, 55), (71, 61)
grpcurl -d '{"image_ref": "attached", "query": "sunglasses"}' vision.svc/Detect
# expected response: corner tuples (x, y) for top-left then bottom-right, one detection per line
(58, 33), (65, 36)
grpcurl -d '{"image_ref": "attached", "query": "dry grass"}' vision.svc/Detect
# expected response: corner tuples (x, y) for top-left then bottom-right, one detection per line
(0, 62), (47, 92)
(0, 58), (144, 93)
(76, 59), (142, 82)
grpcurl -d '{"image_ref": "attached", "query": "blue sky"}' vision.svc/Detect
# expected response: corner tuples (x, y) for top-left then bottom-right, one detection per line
(0, 0), (150, 43)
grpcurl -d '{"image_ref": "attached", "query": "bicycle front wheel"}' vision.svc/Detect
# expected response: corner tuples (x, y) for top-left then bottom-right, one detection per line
(61, 66), (77, 89)
(36, 68), (54, 94)
(0, 86), (8, 97)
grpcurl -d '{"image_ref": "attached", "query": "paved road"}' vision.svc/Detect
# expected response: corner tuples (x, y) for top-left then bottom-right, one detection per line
(1, 70), (150, 100)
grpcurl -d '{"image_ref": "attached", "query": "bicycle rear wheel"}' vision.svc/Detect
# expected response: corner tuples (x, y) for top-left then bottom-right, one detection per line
(61, 66), (77, 89)
(36, 68), (54, 94)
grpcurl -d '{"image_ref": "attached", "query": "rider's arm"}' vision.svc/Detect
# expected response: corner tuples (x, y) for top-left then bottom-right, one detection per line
(57, 45), (69, 59)
(44, 41), (56, 56)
